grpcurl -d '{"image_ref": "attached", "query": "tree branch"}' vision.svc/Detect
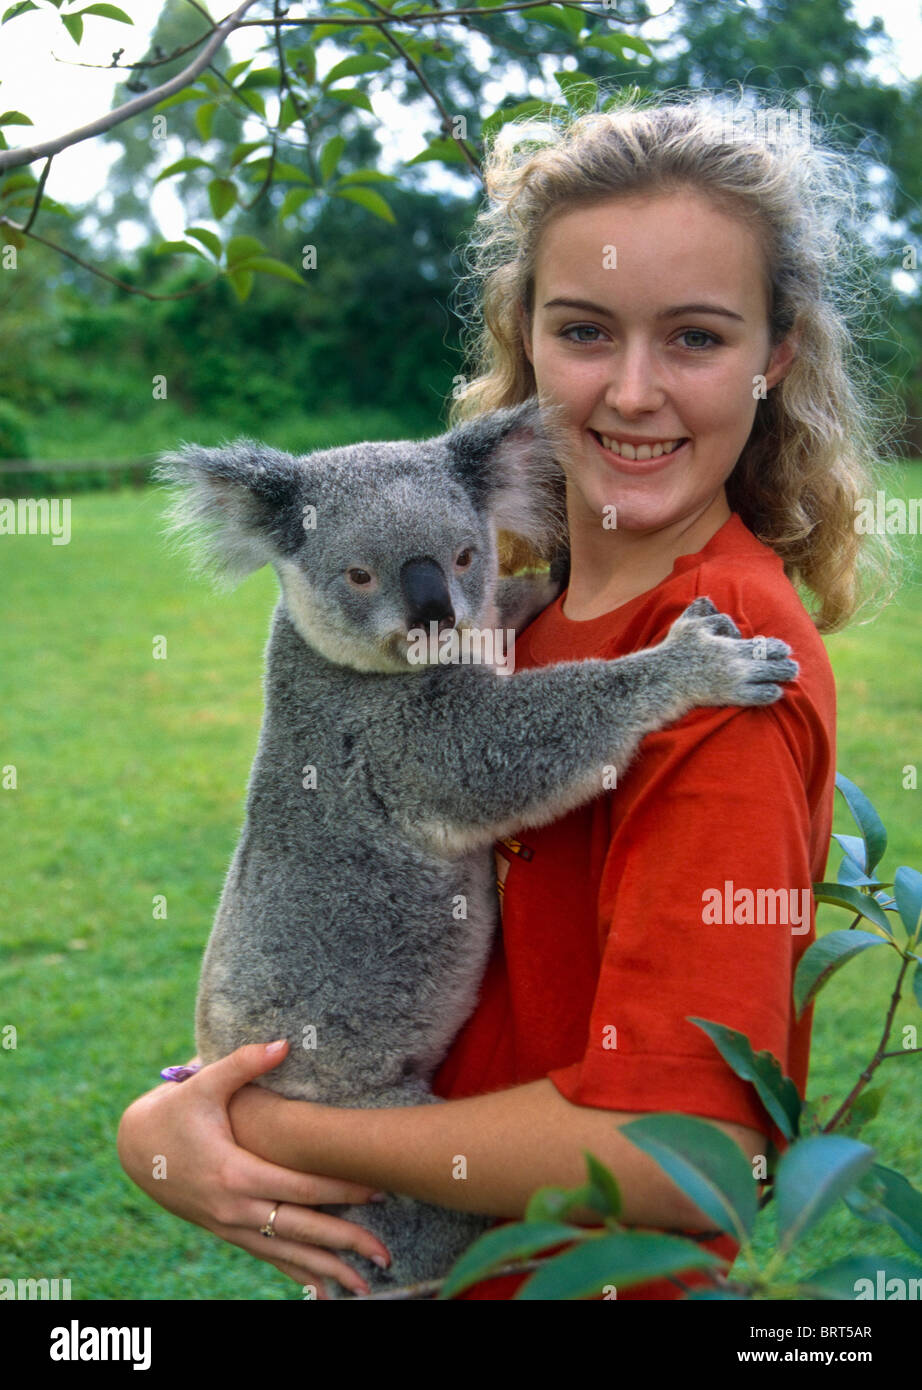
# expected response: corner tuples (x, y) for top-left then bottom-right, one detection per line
(0, 0), (262, 173)
(363, 0), (482, 179)
(0, 220), (222, 299)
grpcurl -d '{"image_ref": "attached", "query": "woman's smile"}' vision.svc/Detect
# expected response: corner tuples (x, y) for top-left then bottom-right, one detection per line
(588, 429), (691, 475)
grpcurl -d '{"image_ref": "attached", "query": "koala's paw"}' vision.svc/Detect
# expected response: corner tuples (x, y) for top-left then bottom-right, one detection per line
(665, 597), (799, 708)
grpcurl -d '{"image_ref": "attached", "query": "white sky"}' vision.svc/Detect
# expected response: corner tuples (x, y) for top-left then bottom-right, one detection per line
(0, 0), (919, 248)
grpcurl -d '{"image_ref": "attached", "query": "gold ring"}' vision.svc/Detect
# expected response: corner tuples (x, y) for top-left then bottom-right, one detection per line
(259, 1203), (281, 1238)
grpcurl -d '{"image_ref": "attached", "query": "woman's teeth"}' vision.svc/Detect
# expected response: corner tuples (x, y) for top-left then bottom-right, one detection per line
(597, 433), (685, 460)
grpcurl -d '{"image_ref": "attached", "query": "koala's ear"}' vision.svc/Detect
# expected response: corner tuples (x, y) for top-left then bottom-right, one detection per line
(155, 439), (309, 586)
(445, 396), (570, 554)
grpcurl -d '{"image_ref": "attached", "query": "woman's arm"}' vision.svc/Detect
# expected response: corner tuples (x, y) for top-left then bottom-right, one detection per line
(117, 1042), (395, 1299)
(228, 1056), (765, 1231)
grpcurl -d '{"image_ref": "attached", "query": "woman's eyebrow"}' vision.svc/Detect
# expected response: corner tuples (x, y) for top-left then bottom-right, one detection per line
(542, 296), (745, 322)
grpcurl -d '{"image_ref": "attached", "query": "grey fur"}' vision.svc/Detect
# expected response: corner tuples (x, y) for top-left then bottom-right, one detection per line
(156, 397), (798, 1298)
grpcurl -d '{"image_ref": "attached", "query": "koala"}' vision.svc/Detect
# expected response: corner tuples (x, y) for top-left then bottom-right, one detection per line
(156, 396), (798, 1299)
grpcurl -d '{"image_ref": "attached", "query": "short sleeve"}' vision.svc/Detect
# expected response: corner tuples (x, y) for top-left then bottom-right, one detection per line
(547, 699), (818, 1142)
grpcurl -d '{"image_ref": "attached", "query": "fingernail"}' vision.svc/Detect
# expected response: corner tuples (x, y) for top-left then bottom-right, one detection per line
(371, 1255), (389, 1269)
(351, 1280), (370, 1296)
(265, 1039), (287, 1056)
(368, 1191), (388, 1202)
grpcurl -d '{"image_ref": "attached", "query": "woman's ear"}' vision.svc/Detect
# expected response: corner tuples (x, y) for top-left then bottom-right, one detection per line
(764, 328), (800, 389)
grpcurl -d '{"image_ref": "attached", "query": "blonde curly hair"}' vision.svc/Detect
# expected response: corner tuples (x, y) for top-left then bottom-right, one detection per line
(447, 89), (902, 632)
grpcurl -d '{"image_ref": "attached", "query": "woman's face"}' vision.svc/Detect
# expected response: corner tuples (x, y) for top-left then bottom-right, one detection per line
(521, 188), (796, 536)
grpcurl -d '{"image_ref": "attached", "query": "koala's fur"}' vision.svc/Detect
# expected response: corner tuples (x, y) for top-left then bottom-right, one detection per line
(157, 397), (797, 1298)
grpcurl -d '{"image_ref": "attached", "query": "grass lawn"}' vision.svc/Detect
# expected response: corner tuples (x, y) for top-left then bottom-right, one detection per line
(1, 458), (920, 1301)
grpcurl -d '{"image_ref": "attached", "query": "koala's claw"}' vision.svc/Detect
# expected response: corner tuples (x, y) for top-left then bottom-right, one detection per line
(665, 600), (799, 709)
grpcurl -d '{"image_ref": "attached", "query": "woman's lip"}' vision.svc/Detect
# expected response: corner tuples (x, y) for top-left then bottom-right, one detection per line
(589, 430), (689, 474)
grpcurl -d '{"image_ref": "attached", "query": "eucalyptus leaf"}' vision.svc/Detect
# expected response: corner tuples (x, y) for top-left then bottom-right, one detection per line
(774, 1135), (875, 1249)
(620, 1113), (757, 1241)
(793, 929), (891, 1018)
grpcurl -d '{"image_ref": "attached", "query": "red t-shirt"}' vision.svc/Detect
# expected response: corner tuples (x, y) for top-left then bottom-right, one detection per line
(432, 511), (837, 1299)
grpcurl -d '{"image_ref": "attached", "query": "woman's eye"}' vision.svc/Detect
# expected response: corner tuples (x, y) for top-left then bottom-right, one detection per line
(676, 329), (720, 350)
(561, 324), (604, 344)
(347, 568), (373, 587)
(455, 548), (474, 569)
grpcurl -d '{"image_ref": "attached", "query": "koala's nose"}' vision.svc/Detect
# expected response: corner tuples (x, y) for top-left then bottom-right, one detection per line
(400, 557), (455, 632)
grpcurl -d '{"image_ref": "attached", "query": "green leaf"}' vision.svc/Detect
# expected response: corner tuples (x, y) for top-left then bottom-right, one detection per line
(238, 67), (281, 90)
(688, 1018), (801, 1140)
(154, 156), (213, 183)
(620, 1114), (758, 1242)
(242, 157), (310, 184)
(61, 11), (83, 43)
(153, 89), (203, 113)
(832, 833), (868, 872)
(2, 1), (38, 21)
(793, 929), (891, 1018)
(334, 169), (397, 186)
(894, 866), (922, 940)
(554, 70), (599, 114)
(1, 172), (38, 195)
(439, 1220), (579, 1299)
(812, 882), (893, 934)
(184, 226), (221, 261)
(527, 3), (584, 35)
(194, 101), (218, 142)
(235, 88), (265, 118)
(774, 1135), (875, 1250)
(77, 3), (133, 21)
(583, 1151), (622, 1220)
(582, 32), (654, 59)
(208, 178), (236, 220)
(0, 110), (33, 126)
(835, 771), (887, 874)
(225, 59), (252, 83)
(319, 134), (346, 183)
(231, 256), (304, 287)
(799, 1254), (922, 1300)
(322, 53), (390, 86)
(226, 265), (253, 301)
(915, 961), (922, 1009)
(326, 88), (374, 114)
(833, 1085), (885, 1137)
(225, 234), (265, 267)
(278, 93), (299, 132)
(517, 1231), (724, 1300)
(525, 1184), (597, 1224)
(405, 137), (469, 168)
(279, 187), (312, 219)
(843, 1164), (922, 1257)
(333, 185), (395, 223)
(155, 239), (208, 259)
(229, 141), (266, 168)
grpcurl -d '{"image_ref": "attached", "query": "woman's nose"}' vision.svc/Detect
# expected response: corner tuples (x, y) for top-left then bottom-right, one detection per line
(603, 340), (666, 416)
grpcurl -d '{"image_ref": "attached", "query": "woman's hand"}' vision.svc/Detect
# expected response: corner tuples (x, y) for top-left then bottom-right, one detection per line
(116, 1040), (392, 1299)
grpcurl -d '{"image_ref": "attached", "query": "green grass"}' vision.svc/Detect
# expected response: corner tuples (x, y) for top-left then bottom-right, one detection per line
(0, 463), (920, 1300)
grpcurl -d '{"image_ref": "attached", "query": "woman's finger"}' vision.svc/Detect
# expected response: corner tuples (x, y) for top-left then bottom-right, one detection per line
(230, 1145), (389, 1213)
(219, 1226), (373, 1296)
(234, 1194), (391, 1268)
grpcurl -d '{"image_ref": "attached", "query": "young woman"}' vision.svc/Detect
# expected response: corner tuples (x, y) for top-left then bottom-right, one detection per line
(117, 93), (893, 1299)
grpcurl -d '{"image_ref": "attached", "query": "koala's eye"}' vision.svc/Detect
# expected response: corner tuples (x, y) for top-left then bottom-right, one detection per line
(346, 567), (374, 588)
(454, 548), (474, 570)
